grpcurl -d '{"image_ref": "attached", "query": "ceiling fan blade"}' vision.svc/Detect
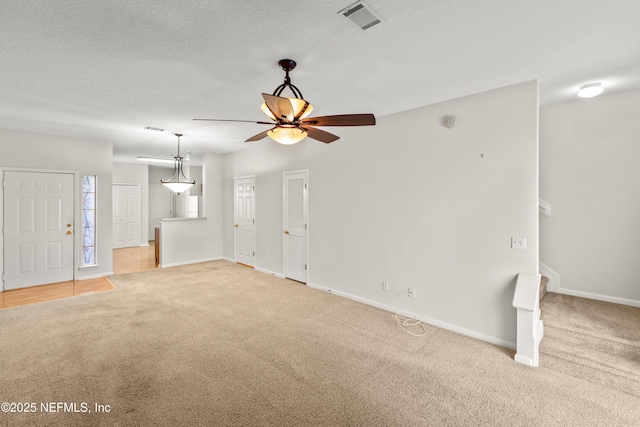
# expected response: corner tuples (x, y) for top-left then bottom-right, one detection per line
(262, 93), (295, 122)
(193, 118), (274, 125)
(245, 129), (271, 142)
(300, 114), (376, 127)
(303, 127), (340, 144)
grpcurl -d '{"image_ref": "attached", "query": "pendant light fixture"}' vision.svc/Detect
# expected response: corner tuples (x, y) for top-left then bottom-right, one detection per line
(161, 133), (195, 194)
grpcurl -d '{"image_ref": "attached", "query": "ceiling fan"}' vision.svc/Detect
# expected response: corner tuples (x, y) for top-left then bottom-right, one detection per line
(194, 59), (376, 144)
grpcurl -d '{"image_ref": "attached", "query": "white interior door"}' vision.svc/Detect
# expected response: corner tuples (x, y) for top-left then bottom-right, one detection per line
(283, 170), (308, 283)
(113, 184), (140, 248)
(234, 176), (255, 267)
(3, 171), (74, 290)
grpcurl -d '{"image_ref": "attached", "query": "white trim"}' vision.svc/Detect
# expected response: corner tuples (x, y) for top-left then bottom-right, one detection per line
(255, 266), (286, 279)
(159, 256), (223, 269)
(307, 281), (516, 350)
(540, 261), (640, 307)
(80, 272), (114, 280)
(539, 261), (559, 292)
(554, 287), (640, 308)
(140, 243), (150, 247)
(514, 354), (536, 366)
(223, 256), (235, 263)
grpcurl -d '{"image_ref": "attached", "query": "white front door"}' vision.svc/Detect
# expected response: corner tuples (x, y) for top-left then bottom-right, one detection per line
(283, 170), (308, 283)
(3, 171), (75, 290)
(234, 176), (255, 267)
(113, 184), (140, 248)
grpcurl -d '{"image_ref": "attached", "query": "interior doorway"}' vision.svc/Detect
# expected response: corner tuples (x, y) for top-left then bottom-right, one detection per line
(234, 176), (255, 267)
(283, 170), (308, 283)
(113, 184), (140, 248)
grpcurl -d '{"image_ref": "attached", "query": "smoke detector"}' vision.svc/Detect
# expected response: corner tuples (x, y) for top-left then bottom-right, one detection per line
(339, 1), (383, 30)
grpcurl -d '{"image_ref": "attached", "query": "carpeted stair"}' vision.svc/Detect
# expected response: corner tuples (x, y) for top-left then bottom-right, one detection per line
(540, 292), (640, 397)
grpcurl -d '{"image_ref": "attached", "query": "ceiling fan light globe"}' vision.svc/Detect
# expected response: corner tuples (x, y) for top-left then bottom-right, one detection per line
(260, 103), (277, 121)
(268, 127), (307, 145)
(289, 98), (313, 120)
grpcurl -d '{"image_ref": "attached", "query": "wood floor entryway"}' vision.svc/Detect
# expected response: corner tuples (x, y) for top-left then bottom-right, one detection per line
(1, 242), (157, 309)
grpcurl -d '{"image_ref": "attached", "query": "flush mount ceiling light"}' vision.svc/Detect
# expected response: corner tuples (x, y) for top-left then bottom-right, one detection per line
(160, 133), (195, 194)
(578, 83), (604, 98)
(194, 59), (376, 144)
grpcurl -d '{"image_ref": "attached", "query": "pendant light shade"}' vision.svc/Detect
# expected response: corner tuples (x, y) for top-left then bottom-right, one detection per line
(161, 133), (195, 194)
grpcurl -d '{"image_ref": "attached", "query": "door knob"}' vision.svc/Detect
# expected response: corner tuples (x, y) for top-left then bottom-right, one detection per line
(66, 223), (72, 227)
(66, 230), (73, 235)
(234, 224), (239, 228)
(284, 230), (289, 235)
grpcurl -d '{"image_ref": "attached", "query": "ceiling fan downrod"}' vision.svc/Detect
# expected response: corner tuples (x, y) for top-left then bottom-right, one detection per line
(272, 59), (304, 99)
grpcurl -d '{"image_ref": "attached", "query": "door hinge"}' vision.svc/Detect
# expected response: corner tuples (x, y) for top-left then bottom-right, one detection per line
(305, 224), (307, 229)
(304, 183), (307, 189)
(253, 251), (255, 256)
(253, 219), (255, 224)
(305, 264), (307, 270)
(252, 185), (255, 191)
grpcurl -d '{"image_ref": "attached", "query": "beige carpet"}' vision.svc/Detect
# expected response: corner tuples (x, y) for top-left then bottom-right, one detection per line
(540, 292), (640, 397)
(1, 261), (639, 426)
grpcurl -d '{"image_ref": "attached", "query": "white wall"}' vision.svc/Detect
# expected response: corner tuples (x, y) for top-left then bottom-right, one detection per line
(203, 153), (224, 258)
(113, 162), (149, 244)
(0, 128), (113, 279)
(540, 89), (640, 306)
(220, 81), (539, 347)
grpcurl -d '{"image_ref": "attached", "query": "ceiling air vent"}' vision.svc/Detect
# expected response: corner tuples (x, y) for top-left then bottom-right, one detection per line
(339, 1), (383, 30)
(144, 126), (165, 132)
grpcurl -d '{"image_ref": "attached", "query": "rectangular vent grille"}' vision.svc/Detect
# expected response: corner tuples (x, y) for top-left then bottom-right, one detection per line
(144, 126), (165, 132)
(339, 1), (383, 30)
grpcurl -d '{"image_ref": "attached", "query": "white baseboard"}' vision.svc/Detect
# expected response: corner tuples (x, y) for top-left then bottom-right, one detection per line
(514, 354), (537, 367)
(306, 282), (516, 350)
(140, 243), (150, 247)
(540, 261), (640, 307)
(539, 262), (560, 292)
(223, 257), (235, 263)
(255, 266), (285, 279)
(555, 287), (640, 308)
(159, 257), (222, 268)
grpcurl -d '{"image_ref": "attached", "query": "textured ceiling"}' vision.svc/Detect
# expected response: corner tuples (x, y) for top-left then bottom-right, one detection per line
(1, 0), (638, 164)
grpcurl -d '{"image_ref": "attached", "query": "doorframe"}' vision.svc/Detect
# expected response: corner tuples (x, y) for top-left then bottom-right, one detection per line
(0, 167), (80, 291)
(112, 182), (141, 248)
(282, 169), (309, 284)
(234, 175), (256, 265)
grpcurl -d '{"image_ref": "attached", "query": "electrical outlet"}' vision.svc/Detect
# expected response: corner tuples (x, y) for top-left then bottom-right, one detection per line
(408, 287), (415, 298)
(382, 281), (389, 291)
(511, 237), (526, 250)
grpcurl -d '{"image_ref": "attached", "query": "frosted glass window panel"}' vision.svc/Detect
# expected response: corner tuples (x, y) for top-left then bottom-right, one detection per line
(83, 210), (95, 228)
(81, 175), (97, 266)
(83, 191), (95, 210)
(82, 176), (95, 193)
(83, 247), (95, 265)
(83, 228), (95, 247)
